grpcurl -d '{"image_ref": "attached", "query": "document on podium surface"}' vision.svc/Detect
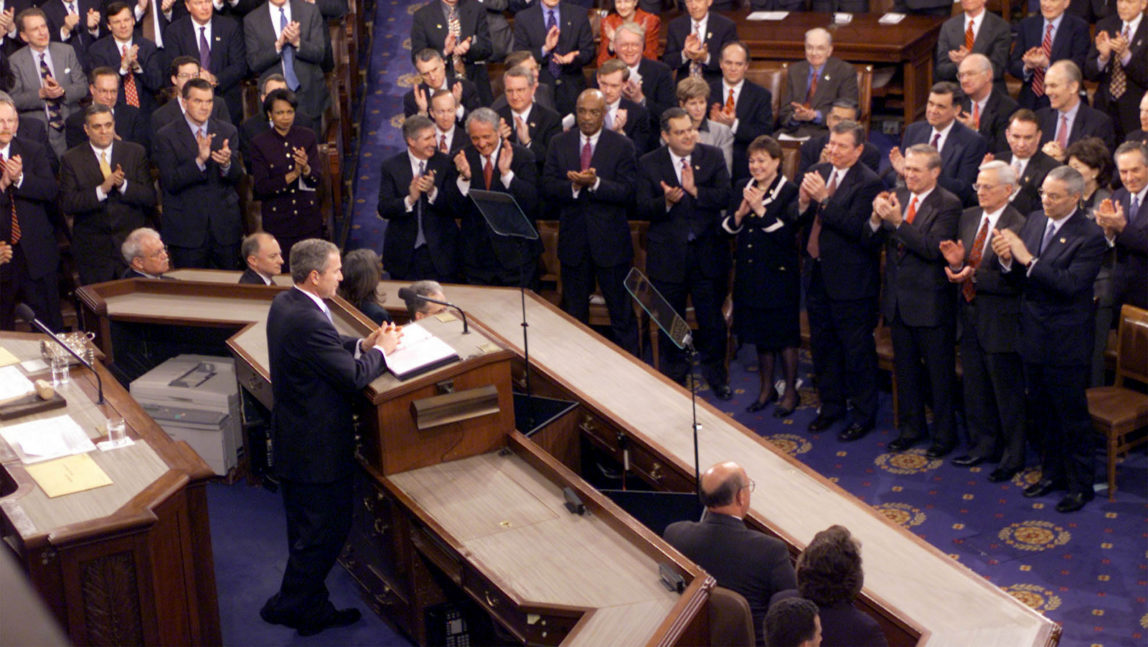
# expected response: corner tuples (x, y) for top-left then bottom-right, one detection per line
(26, 453), (113, 497)
(383, 323), (460, 381)
(0, 414), (98, 464)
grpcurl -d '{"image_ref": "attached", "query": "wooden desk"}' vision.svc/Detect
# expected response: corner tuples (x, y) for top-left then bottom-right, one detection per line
(0, 333), (220, 647)
(729, 10), (945, 124)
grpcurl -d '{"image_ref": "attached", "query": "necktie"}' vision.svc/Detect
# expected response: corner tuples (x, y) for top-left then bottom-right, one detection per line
(680, 156), (688, 184)
(142, 0), (158, 44)
(483, 155), (493, 190)
(725, 88), (735, 112)
(438, 134), (447, 153)
(689, 22), (702, 78)
(3, 154), (18, 245)
(1110, 26), (1129, 99)
(930, 131), (941, 150)
(1056, 113), (1069, 148)
(447, 6), (465, 77)
(515, 116), (527, 144)
(414, 160), (427, 248)
(963, 216), (991, 302)
(1129, 195), (1140, 225)
(99, 151), (112, 179)
(905, 196), (919, 224)
(580, 137), (592, 171)
(545, 10), (560, 79)
(66, 2), (75, 15)
(964, 19), (974, 50)
(39, 54), (63, 130)
(122, 45), (140, 107)
(805, 67), (818, 106)
(1039, 220), (1055, 255)
(972, 102), (980, 130)
(1032, 23), (1053, 97)
(280, 9), (300, 91)
(806, 172), (836, 259)
(198, 26), (211, 71)
(320, 303), (334, 326)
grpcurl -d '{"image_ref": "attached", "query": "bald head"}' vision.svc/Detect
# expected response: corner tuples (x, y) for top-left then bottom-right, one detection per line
(958, 53), (993, 101)
(575, 89), (606, 136)
(700, 461), (751, 515)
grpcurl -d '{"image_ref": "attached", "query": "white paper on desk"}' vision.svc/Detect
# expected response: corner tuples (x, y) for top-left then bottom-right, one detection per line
(384, 323), (460, 379)
(746, 11), (788, 20)
(0, 365), (35, 401)
(880, 12), (906, 24)
(776, 133), (811, 142)
(1, 414), (97, 464)
(833, 12), (853, 24)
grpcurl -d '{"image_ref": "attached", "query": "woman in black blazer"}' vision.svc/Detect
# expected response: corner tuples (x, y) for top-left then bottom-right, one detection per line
(724, 136), (802, 416)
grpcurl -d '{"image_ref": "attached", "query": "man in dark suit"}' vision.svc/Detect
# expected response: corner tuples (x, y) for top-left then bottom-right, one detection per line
(957, 53), (1018, 154)
(120, 225), (171, 278)
(934, 0), (1011, 93)
(259, 239), (400, 637)
(890, 82), (988, 206)
(0, 96), (62, 331)
(1085, 1), (1147, 143)
(410, 0), (493, 105)
(663, 461), (796, 647)
(42, 0), (104, 63)
(542, 88), (640, 356)
(512, 0), (593, 117)
(378, 114), (459, 282)
(1125, 90), (1148, 146)
(238, 231), (282, 285)
(59, 103), (154, 285)
(595, 59), (653, 155)
(490, 50), (555, 113)
(149, 55), (231, 149)
(163, 0), (246, 125)
(778, 28), (858, 140)
(798, 99), (881, 177)
(611, 21), (674, 133)
(244, 0), (327, 134)
(495, 63), (560, 180)
(1008, 0), (1089, 111)
(64, 66), (148, 149)
(448, 107), (539, 287)
(1037, 61), (1118, 162)
(86, 2), (163, 114)
(133, 0), (189, 49)
(797, 120), (884, 439)
(428, 89), (467, 156)
(866, 144), (962, 453)
(996, 108), (1059, 217)
(662, 0), (736, 85)
(637, 107), (732, 397)
(939, 161), (1027, 480)
(1096, 141), (1148, 310)
(991, 165), (1105, 512)
(153, 78), (243, 269)
(402, 47), (480, 121)
(708, 40), (771, 182)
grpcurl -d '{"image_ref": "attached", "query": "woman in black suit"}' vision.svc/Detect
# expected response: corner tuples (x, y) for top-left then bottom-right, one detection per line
(724, 136), (801, 416)
(338, 249), (392, 325)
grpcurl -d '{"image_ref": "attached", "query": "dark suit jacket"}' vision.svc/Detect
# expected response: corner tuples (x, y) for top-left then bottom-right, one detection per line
(634, 58), (675, 130)
(865, 186), (962, 327)
(1110, 187), (1148, 309)
(963, 89), (1018, 154)
(64, 103), (149, 150)
(900, 120), (988, 205)
(43, 0), (105, 61)
(724, 175), (801, 306)
(512, 2), (594, 115)
(934, 11), (1011, 91)
(163, 15), (247, 122)
(17, 117), (59, 175)
(238, 114), (269, 173)
(244, 0), (329, 122)
(638, 143), (730, 283)
(402, 79), (481, 120)
(85, 35), (164, 113)
(250, 124), (321, 239)
(664, 512), (796, 647)
(490, 81), (555, 113)
(1008, 14), (1090, 110)
(239, 267), (272, 284)
(153, 116), (244, 249)
(1084, 15), (1148, 141)
(542, 128), (637, 268)
(662, 12), (737, 83)
(377, 149), (459, 280)
(956, 204), (1025, 353)
(59, 138), (154, 256)
(795, 162), (885, 301)
(997, 150), (1058, 217)
(1036, 103), (1116, 152)
(614, 97), (652, 155)
(410, 0), (492, 83)
(148, 97), (231, 154)
(709, 78), (772, 180)
(0, 138), (59, 279)
(778, 57), (857, 138)
(495, 101), (561, 178)
(267, 287), (387, 483)
(798, 135), (881, 177)
(1007, 209), (1106, 366)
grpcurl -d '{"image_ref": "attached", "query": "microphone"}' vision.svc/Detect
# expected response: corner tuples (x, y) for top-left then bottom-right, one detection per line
(397, 287), (469, 334)
(16, 303), (104, 404)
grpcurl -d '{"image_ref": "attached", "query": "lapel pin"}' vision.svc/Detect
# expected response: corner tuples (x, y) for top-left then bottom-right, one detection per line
(529, 122), (535, 127)
(824, 75), (831, 81)
(436, 24), (441, 29)
(707, 32), (712, 39)
(1059, 237), (1066, 244)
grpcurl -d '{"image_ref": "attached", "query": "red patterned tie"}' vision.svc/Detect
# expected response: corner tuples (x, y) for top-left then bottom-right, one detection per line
(962, 217), (991, 302)
(1057, 114), (1069, 148)
(964, 20), (975, 50)
(439, 134), (447, 153)
(4, 155), (19, 245)
(972, 102), (980, 130)
(122, 46), (140, 107)
(1032, 23), (1053, 97)
(1110, 26), (1129, 99)
(806, 171), (837, 259)
(725, 89), (735, 112)
(580, 137), (592, 171)
(483, 155), (493, 190)
(905, 196), (919, 224)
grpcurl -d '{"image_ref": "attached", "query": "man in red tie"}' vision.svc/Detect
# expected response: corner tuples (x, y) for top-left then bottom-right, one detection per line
(707, 40), (773, 182)
(1036, 60), (1116, 160)
(867, 144), (962, 455)
(934, 0), (1011, 93)
(956, 53), (1018, 153)
(1084, 0), (1148, 142)
(86, 2), (164, 115)
(428, 89), (464, 157)
(1007, 0), (1089, 111)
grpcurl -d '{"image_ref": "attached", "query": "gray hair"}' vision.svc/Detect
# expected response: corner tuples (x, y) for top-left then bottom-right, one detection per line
(0, 91), (15, 113)
(806, 27), (832, 47)
(404, 280), (444, 317)
(85, 103), (113, 121)
(1046, 165), (1085, 198)
(830, 119), (865, 148)
(241, 232), (274, 262)
(503, 64), (535, 87)
(289, 239), (338, 284)
(614, 21), (645, 42)
(402, 114), (434, 142)
(960, 53), (993, 75)
(1114, 141), (1148, 167)
(1049, 60), (1082, 86)
(260, 73), (287, 97)
(465, 107), (500, 132)
(121, 227), (161, 264)
(831, 98), (859, 112)
(979, 160), (1017, 187)
(905, 143), (942, 170)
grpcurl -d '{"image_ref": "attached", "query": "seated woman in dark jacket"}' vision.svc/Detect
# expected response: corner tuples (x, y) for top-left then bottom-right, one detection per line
(338, 248), (392, 324)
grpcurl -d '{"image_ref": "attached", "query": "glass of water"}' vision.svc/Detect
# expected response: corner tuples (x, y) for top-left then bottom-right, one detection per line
(106, 417), (127, 447)
(49, 355), (70, 387)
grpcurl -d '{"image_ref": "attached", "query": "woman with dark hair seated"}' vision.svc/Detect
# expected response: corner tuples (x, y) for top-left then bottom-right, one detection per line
(339, 249), (392, 324)
(249, 88), (322, 267)
(770, 525), (888, 647)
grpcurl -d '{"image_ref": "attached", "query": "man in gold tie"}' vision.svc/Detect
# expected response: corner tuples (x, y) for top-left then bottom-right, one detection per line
(59, 103), (155, 284)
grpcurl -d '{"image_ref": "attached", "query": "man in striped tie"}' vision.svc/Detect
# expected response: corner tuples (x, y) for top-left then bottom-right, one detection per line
(1007, 0), (1089, 111)
(86, 2), (165, 115)
(934, 0), (1012, 93)
(9, 8), (88, 157)
(1084, 0), (1148, 141)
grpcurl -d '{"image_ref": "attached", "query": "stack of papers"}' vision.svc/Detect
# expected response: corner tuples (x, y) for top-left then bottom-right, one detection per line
(0, 365), (34, 404)
(746, 11), (788, 20)
(384, 323), (461, 380)
(1, 414), (97, 464)
(880, 12), (907, 24)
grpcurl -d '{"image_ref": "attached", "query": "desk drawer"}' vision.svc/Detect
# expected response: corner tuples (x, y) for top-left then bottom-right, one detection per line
(233, 358), (271, 409)
(459, 561), (579, 646)
(578, 412), (694, 492)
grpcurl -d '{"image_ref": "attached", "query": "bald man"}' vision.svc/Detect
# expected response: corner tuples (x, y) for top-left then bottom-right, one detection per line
(663, 461), (796, 647)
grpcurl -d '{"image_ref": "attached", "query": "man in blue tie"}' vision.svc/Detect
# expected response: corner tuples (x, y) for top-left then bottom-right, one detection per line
(512, 0), (593, 117)
(1096, 141), (1148, 310)
(244, 0), (326, 134)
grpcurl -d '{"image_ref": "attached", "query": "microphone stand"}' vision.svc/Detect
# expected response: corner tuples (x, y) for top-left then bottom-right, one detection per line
(17, 307), (104, 404)
(684, 337), (701, 500)
(519, 265), (535, 432)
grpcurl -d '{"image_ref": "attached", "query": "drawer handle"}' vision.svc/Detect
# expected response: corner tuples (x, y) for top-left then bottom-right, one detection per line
(484, 590), (498, 609)
(373, 519), (389, 536)
(649, 462), (664, 483)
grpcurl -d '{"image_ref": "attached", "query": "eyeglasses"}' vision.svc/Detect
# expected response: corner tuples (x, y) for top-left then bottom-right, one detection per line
(145, 245), (169, 258)
(972, 183), (1005, 191)
(743, 480), (756, 493)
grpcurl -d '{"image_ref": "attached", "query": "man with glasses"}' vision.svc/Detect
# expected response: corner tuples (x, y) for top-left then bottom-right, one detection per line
(87, 2), (164, 115)
(149, 55), (230, 150)
(664, 461), (796, 647)
(939, 161), (1026, 480)
(403, 48), (480, 121)
(957, 53), (1017, 153)
(934, 0), (1011, 93)
(610, 22), (673, 135)
(162, 0), (246, 125)
(778, 28), (857, 140)
(64, 66), (148, 149)
(991, 165), (1105, 512)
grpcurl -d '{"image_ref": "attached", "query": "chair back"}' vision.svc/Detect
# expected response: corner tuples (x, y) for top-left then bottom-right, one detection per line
(708, 586), (755, 647)
(1115, 304), (1148, 387)
(744, 62), (787, 132)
